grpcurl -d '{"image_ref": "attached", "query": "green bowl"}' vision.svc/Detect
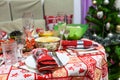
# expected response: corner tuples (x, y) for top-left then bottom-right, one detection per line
(66, 24), (88, 40)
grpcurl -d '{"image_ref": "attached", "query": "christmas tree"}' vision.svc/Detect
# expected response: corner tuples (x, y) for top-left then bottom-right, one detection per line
(85, 0), (120, 80)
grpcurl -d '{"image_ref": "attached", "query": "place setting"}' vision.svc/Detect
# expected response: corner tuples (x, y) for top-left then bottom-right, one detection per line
(19, 23), (101, 74)
(0, 19), (108, 80)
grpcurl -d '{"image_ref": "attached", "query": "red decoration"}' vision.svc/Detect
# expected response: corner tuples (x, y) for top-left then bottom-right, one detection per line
(68, 66), (74, 71)
(25, 38), (36, 50)
(11, 73), (18, 77)
(37, 76), (47, 80)
(36, 28), (44, 34)
(23, 74), (32, 78)
(104, 16), (106, 19)
(79, 68), (84, 73)
(44, 15), (73, 30)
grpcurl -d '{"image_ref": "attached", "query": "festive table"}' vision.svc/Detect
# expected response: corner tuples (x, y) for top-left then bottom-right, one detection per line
(0, 39), (108, 80)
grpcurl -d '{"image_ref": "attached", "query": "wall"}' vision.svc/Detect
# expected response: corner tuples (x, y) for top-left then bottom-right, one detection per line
(73, 0), (81, 24)
(44, 0), (73, 16)
(0, 0), (43, 21)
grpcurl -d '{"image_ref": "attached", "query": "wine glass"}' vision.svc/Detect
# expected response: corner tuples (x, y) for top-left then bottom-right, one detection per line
(64, 29), (70, 40)
(58, 28), (65, 50)
(22, 12), (34, 40)
(57, 12), (66, 24)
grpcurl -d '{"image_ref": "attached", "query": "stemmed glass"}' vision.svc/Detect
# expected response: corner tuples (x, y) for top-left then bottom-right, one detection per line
(22, 12), (34, 40)
(64, 29), (69, 40)
(57, 12), (65, 24)
(58, 28), (66, 50)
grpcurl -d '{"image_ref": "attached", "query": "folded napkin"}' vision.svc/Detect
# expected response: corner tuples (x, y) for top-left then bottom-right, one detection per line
(32, 48), (58, 72)
(62, 39), (93, 49)
(62, 40), (92, 46)
(32, 48), (69, 73)
(36, 53), (58, 66)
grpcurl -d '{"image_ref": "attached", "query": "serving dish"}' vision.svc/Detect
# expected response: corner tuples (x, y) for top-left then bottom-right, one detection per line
(35, 37), (60, 51)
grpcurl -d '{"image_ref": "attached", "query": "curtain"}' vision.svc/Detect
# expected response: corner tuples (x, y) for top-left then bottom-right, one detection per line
(81, 0), (92, 24)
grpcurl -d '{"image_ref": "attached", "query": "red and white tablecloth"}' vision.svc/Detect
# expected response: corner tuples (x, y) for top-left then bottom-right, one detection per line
(0, 39), (108, 80)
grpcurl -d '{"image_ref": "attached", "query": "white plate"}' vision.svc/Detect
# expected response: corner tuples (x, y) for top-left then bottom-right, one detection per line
(67, 47), (95, 52)
(56, 52), (69, 66)
(74, 47), (95, 51)
(66, 48), (99, 56)
(25, 55), (37, 70)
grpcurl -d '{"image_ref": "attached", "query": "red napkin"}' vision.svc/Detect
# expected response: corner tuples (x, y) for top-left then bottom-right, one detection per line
(36, 53), (57, 66)
(62, 40), (92, 46)
(37, 65), (57, 72)
(36, 53), (58, 72)
(32, 48), (58, 72)
(62, 40), (93, 49)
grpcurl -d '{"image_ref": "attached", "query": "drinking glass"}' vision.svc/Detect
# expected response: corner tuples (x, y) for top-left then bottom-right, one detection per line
(15, 36), (25, 60)
(57, 12), (66, 23)
(58, 28), (65, 50)
(1, 41), (18, 65)
(64, 29), (70, 40)
(22, 12), (34, 40)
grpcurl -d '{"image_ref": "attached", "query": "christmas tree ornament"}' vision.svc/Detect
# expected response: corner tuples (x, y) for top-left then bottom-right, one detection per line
(97, 11), (103, 19)
(118, 14), (120, 18)
(103, 16), (106, 19)
(95, 6), (98, 10)
(107, 32), (113, 37)
(92, 0), (97, 5)
(104, 0), (109, 5)
(106, 22), (110, 31)
(93, 33), (97, 36)
(116, 25), (120, 33)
